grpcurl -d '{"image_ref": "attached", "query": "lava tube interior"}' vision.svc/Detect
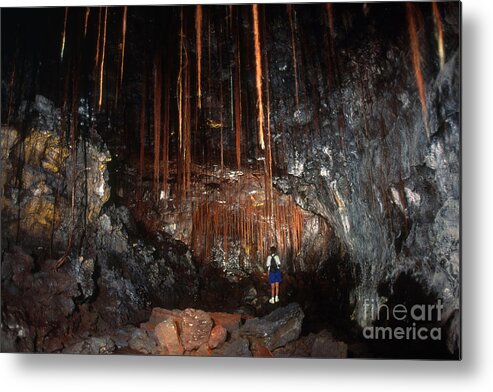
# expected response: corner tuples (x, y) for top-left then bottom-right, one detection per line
(0, 2), (460, 359)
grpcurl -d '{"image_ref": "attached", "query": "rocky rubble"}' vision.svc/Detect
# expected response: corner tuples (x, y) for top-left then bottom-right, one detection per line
(58, 303), (348, 358)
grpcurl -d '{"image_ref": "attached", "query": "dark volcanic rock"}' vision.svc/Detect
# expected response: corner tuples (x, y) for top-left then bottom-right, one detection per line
(212, 337), (252, 357)
(1, 246), (82, 352)
(239, 303), (304, 351)
(63, 336), (116, 355)
(1, 4), (460, 358)
(272, 329), (348, 358)
(1, 106), (199, 351)
(128, 328), (159, 355)
(264, 7), (460, 354)
(209, 312), (242, 334)
(310, 330), (348, 358)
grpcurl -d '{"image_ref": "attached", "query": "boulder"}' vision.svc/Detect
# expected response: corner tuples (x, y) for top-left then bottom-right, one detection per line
(149, 307), (183, 325)
(208, 324), (227, 349)
(209, 312), (242, 333)
(128, 328), (159, 355)
(178, 308), (213, 352)
(212, 337), (252, 357)
(239, 303), (304, 351)
(272, 333), (316, 358)
(191, 342), (211, 357)
(111, 326), (135, 349)
(154, 319), (184, 355)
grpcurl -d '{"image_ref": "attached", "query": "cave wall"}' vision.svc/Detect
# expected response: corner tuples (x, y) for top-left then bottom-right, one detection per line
(261, 3), (460, 351)
(1, 107), (199, 351)
(1, 3), (460, 354)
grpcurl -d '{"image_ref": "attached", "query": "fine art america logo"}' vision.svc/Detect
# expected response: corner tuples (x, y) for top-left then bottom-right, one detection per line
(362, 299), (443, 341)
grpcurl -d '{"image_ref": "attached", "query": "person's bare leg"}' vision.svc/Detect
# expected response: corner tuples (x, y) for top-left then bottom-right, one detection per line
(275, 282), (280, 301)
(269, 283), (276, 303)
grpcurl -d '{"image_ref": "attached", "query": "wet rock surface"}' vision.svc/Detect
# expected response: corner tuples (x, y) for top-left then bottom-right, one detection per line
(1, 3), (460, 359)
(1, 103), (198, 352)
(259, 5), (461, 356)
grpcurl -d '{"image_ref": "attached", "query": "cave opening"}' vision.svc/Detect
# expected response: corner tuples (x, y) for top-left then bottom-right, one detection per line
(1, 3), (460, 358)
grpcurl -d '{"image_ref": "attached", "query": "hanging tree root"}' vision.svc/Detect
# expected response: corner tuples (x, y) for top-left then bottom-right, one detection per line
(52, 233), (75, 271)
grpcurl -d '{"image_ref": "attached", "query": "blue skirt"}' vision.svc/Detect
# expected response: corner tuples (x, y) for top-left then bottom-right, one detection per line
(269, 270), (282, 284)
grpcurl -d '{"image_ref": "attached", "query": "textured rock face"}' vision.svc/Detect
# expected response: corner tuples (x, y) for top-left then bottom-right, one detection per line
(1, 4), (460, 358)
(1, 113), (111, 249)
(1, 246), (79, 352)
(121, 165), (335, 277)
(84, 204), (199, 327)
(1, 97), (199, 352)
(257, 5), (460, 353)
(310, 330), (348, 358)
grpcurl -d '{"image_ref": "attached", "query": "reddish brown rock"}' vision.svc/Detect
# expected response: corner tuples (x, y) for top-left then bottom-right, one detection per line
(179, 308), (213, 352)
(150, 307), (183, 324)
(208, 324), (227, 349)
(141, 308), (183, 333)
(210, 312), (242, 333)
(251, 343), (273, 358)
(191, 342), (211, 357)
(139, 321), (156, 333)
(154, 319), (184, 356)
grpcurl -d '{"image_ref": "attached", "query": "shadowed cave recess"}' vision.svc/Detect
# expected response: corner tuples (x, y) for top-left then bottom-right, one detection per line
(1, 3), (460, 358)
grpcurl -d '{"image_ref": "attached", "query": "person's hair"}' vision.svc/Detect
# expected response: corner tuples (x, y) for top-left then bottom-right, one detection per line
(270, 246), (277, 254)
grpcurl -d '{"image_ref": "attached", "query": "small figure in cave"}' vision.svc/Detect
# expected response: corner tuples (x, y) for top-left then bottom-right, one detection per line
(267, 246), (282, 304)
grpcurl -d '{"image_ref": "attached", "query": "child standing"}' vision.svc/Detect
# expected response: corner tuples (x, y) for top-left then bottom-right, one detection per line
(267, 246), (282, 304)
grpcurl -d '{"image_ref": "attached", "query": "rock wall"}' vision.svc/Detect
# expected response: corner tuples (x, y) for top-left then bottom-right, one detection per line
(1, 97), (199, 352)
(262, 4), (460, 353)
(1, 4), (460, 357)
